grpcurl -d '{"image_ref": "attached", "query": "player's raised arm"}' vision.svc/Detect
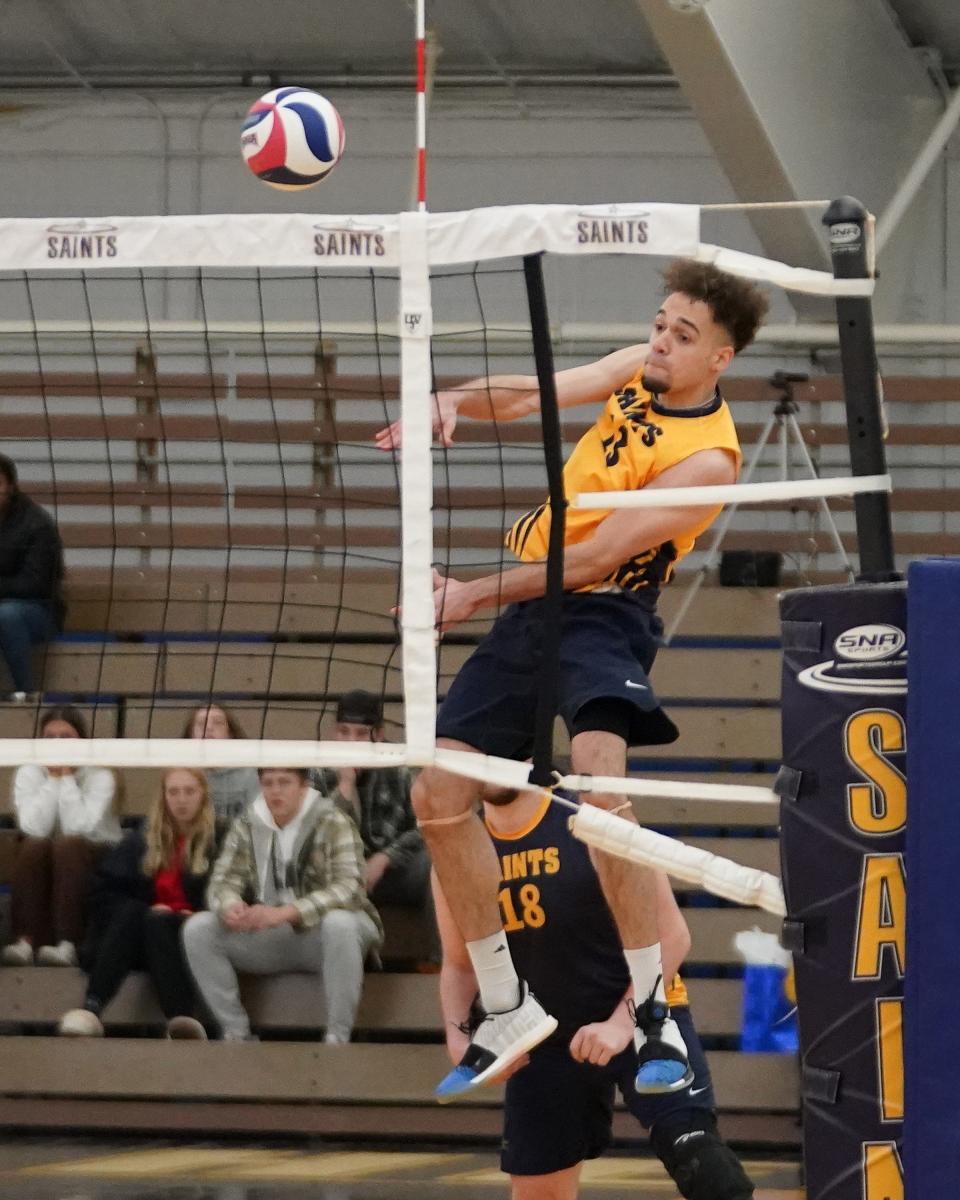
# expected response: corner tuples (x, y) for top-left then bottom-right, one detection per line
(375, 342), (649, 450)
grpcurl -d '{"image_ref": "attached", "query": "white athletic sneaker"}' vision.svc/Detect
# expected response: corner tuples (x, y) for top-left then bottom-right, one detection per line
(166, 1016), (207, 1041)
(59, 1008), (104, 1037)
(632, 993), (695, 1095)
(36, 941), (78, 967)
(1, 938), (33, 966)
(435, 982), (558, 1103)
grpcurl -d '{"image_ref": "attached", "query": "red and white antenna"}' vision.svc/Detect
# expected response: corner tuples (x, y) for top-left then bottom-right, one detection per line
(414, 0), (426, 211)
(414, 0), (429, 211)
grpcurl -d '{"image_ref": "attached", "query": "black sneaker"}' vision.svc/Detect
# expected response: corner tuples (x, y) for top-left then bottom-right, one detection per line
(632, 991), (695, 1095)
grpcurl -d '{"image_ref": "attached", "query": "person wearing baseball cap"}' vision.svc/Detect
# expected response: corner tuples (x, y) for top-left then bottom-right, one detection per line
(311, 690), (438, 968)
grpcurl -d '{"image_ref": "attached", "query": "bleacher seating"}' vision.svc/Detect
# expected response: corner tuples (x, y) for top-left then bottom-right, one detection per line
(9, 361), (947, 1141)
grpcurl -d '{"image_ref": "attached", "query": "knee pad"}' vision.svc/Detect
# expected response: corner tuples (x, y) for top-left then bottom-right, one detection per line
(651, 1114), (755, 1200)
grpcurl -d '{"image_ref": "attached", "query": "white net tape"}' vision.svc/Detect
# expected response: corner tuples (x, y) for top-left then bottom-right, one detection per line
(557, 773), (777, 805)
(572, 474), (891, 511)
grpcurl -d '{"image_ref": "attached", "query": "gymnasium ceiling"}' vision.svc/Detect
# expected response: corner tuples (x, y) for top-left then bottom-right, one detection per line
(0, 0), (957, 93)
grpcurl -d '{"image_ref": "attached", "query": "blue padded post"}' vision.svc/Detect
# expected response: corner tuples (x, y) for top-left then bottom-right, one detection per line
(780, 582), (906, 1200)
(905, 558), (960, 1198)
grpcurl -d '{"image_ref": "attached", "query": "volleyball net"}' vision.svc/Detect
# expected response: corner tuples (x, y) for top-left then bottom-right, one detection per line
(0, 200), (890, 915)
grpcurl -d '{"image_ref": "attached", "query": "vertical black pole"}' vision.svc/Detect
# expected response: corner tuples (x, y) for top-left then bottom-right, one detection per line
(523, 254), (565, 788)
(822, 197), (897, 581)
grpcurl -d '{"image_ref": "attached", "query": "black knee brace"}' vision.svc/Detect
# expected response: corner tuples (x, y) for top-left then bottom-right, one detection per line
(650, 1113), (755, 1200)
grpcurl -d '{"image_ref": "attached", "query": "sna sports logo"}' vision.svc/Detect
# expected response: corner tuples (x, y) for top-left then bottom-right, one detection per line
(834, 624), (906, 662)
(798, 624), (907, 695)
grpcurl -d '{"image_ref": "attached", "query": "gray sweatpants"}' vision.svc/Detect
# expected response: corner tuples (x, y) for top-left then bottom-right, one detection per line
(182, 908), (381, 1043)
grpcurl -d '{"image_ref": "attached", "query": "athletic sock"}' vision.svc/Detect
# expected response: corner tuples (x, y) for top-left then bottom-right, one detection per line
(624, 943), (668, 1007)
(466, 931), (522, 1014)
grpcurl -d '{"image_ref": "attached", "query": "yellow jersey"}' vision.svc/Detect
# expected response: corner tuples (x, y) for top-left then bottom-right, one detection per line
(506, 371), (741, 599)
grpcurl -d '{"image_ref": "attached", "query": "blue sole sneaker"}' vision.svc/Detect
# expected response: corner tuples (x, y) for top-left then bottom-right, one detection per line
(435, 983), (557, 1104)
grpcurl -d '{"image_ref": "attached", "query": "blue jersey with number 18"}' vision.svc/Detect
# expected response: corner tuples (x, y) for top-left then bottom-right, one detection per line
(487, 792), (687, 1041)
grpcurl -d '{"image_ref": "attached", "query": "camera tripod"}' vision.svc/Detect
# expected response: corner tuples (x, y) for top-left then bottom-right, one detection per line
(663, 371), (855, 645)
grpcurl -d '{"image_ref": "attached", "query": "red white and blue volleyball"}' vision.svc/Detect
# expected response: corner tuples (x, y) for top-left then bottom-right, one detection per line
(241, 88), (345, 190)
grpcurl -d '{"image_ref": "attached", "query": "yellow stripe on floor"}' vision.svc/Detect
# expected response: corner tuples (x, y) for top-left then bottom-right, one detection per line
(20, 1148), (300, 1178)
(211, 1150), (471, 1180)
(441, 1171), (676, 1190)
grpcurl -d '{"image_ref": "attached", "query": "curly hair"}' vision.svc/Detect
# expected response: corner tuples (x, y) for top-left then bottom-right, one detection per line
(661, 260), (769, 354)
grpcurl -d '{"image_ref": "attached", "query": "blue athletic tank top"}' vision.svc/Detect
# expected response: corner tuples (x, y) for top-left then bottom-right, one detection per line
(487, 793), (632, 1040)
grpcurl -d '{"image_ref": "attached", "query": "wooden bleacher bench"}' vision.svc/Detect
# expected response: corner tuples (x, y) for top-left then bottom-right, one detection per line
(0, 1037), (799, 1143)
(0, 967), (750, 1038)
(0, 357), (826, 1141)
(3, 368), (959, 557)
(0, 951), (794, 1142)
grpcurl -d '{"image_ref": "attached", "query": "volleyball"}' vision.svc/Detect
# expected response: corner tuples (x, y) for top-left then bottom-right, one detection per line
(241, 87), (345, 190)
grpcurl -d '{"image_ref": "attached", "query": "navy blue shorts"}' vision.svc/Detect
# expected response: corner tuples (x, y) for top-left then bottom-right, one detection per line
(501, 1005), (715, 1177)
(437, 592), (678, 760)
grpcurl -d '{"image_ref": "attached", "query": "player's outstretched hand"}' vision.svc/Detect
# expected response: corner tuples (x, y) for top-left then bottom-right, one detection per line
(432, 568), (480, 633)
(569, 1012), (634, 1067)
(375, 389), (460, 451)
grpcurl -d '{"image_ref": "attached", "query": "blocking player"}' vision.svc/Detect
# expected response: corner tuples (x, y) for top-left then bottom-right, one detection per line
(433, 784), (755, 1200)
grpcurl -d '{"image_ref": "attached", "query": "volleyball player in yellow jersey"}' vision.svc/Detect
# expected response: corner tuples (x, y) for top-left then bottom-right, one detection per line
(376, 260), (769, 1099)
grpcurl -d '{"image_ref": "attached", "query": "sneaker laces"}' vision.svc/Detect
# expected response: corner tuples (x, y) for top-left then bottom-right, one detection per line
(454, 996), (486, 1039)
(631, 975), (668, 1038)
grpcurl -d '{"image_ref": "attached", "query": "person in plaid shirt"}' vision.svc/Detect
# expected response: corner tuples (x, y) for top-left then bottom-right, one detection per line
(182, 767), (382, 1043)
(311, 690), (437, 964)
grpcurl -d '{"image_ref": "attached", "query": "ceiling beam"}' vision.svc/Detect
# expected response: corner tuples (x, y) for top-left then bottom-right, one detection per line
(636, 0), (945, 322)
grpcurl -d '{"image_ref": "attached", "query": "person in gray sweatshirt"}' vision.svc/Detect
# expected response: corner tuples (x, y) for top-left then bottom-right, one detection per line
(182, 768), (383, 1043)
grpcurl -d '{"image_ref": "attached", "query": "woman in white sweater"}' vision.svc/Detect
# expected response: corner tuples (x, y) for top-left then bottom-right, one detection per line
(2, 706), (120, 967)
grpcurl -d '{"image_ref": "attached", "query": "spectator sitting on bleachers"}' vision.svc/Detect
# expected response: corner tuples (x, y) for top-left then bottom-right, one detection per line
(183, 703), (260, 821)
(2, 706), (120, 967)
(58, 767), (222, 1039)
(183, 767), (383, 1044)
(310, 690), (438, 965)
(0, 453), (65, 699)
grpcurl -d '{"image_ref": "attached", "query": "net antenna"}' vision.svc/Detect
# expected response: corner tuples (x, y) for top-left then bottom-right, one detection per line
(411, 0), (432, 214)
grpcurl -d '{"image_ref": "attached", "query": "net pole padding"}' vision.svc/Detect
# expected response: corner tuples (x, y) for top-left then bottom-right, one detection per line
(398, 210), (437, 765)
(779, 583), (906, 1200)
(905, 561), (960, 1200)
(523, 252), (566, 789)
(568, 802), (785, 917)
(822, 197), (897, 582)
(570, 473), (891, 511)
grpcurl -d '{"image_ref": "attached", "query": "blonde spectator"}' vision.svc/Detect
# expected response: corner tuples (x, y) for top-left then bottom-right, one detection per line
(183, 703), (259, 821)
(2, 706), (120, 967)
(58, 767), (222, 1039)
